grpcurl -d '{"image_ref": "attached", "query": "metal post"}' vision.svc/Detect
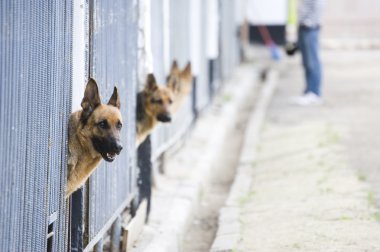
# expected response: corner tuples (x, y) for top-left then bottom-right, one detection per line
(110, 217), (122, 252)
(137, 135), (152, 221)
(208, 59), (215, 100)
(70, 188), (84, 252)
(192, 77), (198, 119)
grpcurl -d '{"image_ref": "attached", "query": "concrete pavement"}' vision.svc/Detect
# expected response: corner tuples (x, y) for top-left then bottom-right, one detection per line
(322, 0), (380, 40)
(211, 50), (380, 252)
(322, 1), (380, 49)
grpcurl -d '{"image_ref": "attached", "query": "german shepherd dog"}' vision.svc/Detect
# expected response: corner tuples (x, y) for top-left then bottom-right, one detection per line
(167, 60), (193, 113)
(136, 74), (174, 146)
(66, 79), (123, 197)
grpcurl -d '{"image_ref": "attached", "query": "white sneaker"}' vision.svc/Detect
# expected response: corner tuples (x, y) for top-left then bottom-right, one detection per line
(292, 92), (323, 106)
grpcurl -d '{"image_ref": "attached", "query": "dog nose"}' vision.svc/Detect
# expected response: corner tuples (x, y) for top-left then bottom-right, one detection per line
(157, 113), (172, 123)
(163, 116), (171, 122)
(115, 142), (123, 154)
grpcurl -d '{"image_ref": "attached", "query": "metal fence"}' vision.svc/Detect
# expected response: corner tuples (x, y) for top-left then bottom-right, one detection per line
(0, 1), (72, 251)
(149, 0), (232, 160)
(0, 0), (240, 251)
(150, 0), (194, 160)
(70, 0), (139, 251)
(87, 0), (138, 247)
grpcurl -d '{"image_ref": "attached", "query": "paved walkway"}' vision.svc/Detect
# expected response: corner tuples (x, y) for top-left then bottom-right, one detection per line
(212, 50), (380, 252)
(322, 0), (380, 39)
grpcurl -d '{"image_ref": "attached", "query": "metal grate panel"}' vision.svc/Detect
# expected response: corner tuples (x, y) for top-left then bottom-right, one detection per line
(87, 0), (138, 244)
(220, 0), (240, 80)
(150, 0), (195, 159)
(0, 1), (72, 251)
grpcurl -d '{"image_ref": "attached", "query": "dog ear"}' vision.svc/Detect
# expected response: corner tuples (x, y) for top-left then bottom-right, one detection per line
(108, 86), (120, 109)
(81, 78), (101, 110)
(166, 60), (179, 92)
(167, 74), (178, 93)
(81, 78), (101, 123)
(171, 60), (179, 72)
(144, 73), (158, 92)
(182, 62), (192, 75)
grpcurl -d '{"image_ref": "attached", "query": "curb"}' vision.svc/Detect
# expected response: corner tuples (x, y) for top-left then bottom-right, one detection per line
(210, 69), (279, 252)
(130, 63), (261, 252)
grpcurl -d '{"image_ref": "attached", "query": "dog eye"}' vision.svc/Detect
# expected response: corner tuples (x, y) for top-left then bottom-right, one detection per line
(151, 98), (163, 105)
(98, 120), (108, 129)
(116, 121), (122, 129)
(169, 99), (173, 104)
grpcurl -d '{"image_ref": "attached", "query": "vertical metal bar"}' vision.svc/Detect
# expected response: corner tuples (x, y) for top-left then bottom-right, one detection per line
(72, 0), (87, 111)
(110, 216), (121, 252)
(70, 189), (84, 252)
(208, 59), (215, 101)
(137, 136), (152, 221)
(192, 77), (198, 120)
(88, 0), (94, 78)
(46, 221), (55, 252)
(69, 0), (87, 250)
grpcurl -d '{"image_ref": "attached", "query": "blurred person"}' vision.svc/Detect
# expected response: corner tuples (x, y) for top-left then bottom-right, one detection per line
(293, 0), (325, 106)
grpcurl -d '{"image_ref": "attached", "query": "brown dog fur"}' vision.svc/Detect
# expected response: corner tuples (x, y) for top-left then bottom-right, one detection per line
(66, 79), (123, 197)
(167, 60), (193, 113)
(136, 74), (174, 147)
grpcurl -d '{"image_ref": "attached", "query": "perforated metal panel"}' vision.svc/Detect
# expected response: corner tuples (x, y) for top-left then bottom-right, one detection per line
(150, 0), (194, 159)
(150, 0), (166, 84)
(220, 0), (240, 80)
(87, 0), (138, 245)
(0, 1), (72, 251)
(0, 1), (240, 251)
(194, 0), (211, 111)
(169, 0), (190, 66)
(148, 0), (240, 160)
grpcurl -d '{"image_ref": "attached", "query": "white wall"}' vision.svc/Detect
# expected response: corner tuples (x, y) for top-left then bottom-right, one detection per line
(246, 0), (287, 25)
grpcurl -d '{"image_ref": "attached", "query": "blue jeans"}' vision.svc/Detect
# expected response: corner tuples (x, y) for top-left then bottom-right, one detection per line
(298, 26), (322, 96)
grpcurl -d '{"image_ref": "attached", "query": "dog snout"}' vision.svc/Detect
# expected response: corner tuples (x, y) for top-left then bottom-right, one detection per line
(114, 141), (123, 154)
(157, 113), (172, 123)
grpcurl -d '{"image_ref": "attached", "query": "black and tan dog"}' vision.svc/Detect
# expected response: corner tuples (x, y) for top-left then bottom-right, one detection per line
(136, 74), (174, 146)
(66, 79), (123, 197)
(167, 60), (193, 113)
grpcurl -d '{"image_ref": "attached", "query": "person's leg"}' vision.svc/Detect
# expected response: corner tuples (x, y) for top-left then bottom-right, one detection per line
(303, 28), (322, 96)
(298, 27), (311, 94)
(292, 27), (323, 105)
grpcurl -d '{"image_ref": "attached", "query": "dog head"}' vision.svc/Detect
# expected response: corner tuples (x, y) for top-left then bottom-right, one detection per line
(167, 60), (193, 95)
(80, 78), (123, 162)
(143, 74), (173, 123)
